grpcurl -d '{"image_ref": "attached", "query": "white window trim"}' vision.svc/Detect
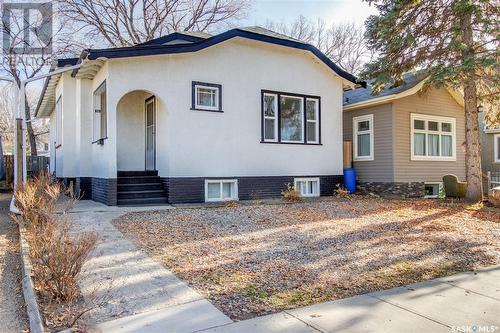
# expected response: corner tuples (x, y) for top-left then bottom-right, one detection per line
(424, 182), (442, 199)
(306, 98), (320, 144)
(410, 113), (456, 161)
(263, 93), (279, 142)
(204, 179), (239, 202)
(294, 177), (320, 197)
(55, 96), (62, 147)
(280, 95), (305, 143)
(353, 114), (374, 161)
(494, 134), (500, 163)
(195, 84), (220, 111)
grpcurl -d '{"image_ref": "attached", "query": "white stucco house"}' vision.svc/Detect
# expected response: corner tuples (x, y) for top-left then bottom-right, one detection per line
(35, 27), (361, 205)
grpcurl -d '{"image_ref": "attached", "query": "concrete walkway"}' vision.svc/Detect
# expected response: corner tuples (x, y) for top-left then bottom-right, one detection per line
(68, 200), (232, 333)
(198, 266), (500, 333)
(70, 200), (499, 333)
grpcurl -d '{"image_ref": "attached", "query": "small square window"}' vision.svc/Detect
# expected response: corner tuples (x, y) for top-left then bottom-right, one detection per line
(441, 122), (452, 132)
(294, 178), (320, 197)
(428, 121), (439, 131)
(192, 82), (222, 111)
(358, 120), (370, 131)
(414, 119), (425, 130)
(205, 179), (238, 202)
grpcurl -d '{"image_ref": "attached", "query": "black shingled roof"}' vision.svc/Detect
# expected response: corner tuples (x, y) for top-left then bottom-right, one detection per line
(344, 72), (427, 105)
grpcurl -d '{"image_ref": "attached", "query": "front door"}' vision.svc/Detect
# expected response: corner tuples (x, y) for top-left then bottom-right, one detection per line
(145, 97), (156, 170)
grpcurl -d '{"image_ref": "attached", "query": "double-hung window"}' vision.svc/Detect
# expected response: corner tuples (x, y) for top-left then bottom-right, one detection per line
(261, 90), (320, 144)
(55, 96), (62, 147)
(353, 114), (373, 161)
(192, 81), (222, 111)
(93, 81), (107, 144)
(494, 134), (500, 163)
(411, 114), (455, 161)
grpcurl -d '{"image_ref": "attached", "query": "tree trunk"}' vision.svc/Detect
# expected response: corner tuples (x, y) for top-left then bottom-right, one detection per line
(24, 98), (37, 156)
(463, 80), (483, 201)
(461, 9), (483, 202)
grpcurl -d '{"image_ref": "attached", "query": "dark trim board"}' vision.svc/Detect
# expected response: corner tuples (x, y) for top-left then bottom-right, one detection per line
(162, 175), (343, 204)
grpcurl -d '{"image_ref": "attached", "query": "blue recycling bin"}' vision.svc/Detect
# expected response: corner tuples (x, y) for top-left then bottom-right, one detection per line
(343, 168), (356, 193)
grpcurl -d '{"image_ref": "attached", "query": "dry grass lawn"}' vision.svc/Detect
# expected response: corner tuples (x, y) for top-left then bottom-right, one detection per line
(113, 197), (500, 320)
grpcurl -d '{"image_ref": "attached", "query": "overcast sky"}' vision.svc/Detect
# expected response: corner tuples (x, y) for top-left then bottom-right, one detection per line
(242, 0), (377, 27)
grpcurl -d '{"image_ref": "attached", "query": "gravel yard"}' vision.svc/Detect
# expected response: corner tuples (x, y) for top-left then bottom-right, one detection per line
(0, 193), (28, 332)
(113, 197), (500, 320)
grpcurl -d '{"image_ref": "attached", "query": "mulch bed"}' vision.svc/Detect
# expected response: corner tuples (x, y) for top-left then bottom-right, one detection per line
(113, 197), (500, 320)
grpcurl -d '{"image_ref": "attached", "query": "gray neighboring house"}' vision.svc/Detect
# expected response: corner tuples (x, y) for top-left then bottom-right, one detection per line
(343, 73), (466, 198)
(479, 111), (500, 192)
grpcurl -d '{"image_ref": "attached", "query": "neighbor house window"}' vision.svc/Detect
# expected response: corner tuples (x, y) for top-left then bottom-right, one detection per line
(294, 177), (320, 197)
(261, 90), (320, 144)
(55, 96), (62, 147)
(411, 114), (455, 161)
(93, 81), (107, 144)
(192, 81), (222, 111)
(353, 114), (373, 161)
(424, 182), (442, 198)
(494, 134), (500, 163)
(205, 179), (238, 202)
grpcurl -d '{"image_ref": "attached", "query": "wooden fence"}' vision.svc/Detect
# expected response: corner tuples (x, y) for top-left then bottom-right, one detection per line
(3, 155), (50, 187)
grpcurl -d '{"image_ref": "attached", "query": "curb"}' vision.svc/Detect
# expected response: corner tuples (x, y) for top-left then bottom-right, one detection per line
(18, 223), (45, 333)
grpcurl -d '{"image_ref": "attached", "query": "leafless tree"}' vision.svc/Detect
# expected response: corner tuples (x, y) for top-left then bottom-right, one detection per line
(0, 84), (47, 154)
(57, 0), (250, 47)
(0, 3), (79, 155)
(266, 16), (374, 75)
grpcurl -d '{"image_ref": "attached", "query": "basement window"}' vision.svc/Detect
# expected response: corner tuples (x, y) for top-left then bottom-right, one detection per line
(205, 179), (238, 202)
(294, 177), (320, 197)
(424, 182), (441, 198)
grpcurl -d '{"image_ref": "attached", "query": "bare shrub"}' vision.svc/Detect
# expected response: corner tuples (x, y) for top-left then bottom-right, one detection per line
(335, 184), (351, 198)
(281, 183), (302, 202)
(223, 200), (240, 208)
(12, 173), (97, 303)
(29, 221), (98, 302)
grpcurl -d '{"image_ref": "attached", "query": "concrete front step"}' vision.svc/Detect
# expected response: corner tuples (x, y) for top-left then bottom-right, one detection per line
(117, 190), (166, 200)
(117, 197), (167, 206)
(117, 170), (158, 177)
(117, 176), (163, 184)
(117, 183), (164, 192)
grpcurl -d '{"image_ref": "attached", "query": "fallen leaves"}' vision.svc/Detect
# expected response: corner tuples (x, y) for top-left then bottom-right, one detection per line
(113, 197), (500, 320)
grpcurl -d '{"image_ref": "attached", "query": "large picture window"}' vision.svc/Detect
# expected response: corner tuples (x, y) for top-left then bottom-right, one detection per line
(411, 114), (456, 161)
(353, 114), (374, 161)
(93, 81), (107, 144)
(261, 90), (320, 145)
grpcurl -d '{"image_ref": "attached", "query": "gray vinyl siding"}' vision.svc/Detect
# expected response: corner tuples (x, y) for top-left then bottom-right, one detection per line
(392, 88), (466, 182)
(479, 112), (500, 173)
(343, 104), (394, 182)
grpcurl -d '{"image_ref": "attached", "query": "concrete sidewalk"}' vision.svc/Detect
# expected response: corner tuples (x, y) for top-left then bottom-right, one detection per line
(197, 266), (500, 333)
(68, 200), (232, 333)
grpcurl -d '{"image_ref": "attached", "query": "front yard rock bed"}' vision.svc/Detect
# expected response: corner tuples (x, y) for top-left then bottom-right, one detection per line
(113, 197), (500, 320)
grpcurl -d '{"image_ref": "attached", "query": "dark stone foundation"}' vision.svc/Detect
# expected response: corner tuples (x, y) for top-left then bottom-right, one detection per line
(358, 182), (425, 198)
